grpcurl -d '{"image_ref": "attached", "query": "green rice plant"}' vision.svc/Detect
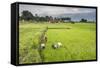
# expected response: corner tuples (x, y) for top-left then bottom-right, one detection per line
(19, 22), (96, 63)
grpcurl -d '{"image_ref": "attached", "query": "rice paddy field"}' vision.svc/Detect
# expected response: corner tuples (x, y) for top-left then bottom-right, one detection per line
(19, 21), (96, 64)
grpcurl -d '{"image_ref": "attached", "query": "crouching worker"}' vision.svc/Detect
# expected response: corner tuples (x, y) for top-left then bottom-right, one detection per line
(52, 42), (62, 49)
(39, 35), (47, 49)
(40, 43), (45, 49)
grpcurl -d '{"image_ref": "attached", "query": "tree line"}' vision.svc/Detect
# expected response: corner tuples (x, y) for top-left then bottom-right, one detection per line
(19, 10), (91, 23)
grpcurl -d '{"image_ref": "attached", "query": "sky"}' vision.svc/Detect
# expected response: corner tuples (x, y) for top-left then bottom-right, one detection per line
(19, 4), (96, 21)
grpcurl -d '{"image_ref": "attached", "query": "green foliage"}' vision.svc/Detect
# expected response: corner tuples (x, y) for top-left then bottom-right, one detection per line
(21, 10), (34, 21)
(61, 17), (71, 22)
(20, 11), (73, 23)
(80, 18), (87, 22)
(71, 21), (75, 24)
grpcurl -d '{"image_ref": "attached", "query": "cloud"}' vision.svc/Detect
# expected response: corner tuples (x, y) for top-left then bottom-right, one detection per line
(19, 4), (96, 17)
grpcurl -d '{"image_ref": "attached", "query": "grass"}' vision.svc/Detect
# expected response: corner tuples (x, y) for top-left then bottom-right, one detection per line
(19, 22), (96, 64)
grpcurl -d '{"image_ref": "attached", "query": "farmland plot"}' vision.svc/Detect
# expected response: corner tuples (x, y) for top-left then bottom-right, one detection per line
(19, 22), (96, 64)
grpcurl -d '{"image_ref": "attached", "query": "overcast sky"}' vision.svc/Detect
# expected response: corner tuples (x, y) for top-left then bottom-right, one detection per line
(19, 4), (96, 21)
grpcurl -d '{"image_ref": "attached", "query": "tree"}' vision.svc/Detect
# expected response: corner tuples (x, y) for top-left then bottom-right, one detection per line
(71, 21), (75, 24)
(61, 17), (71, 22)
(21, 10), (33, 21)
(44, 16), (49, 22)
(66, 17), (71, 22)
(80, 18), (87, 22)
